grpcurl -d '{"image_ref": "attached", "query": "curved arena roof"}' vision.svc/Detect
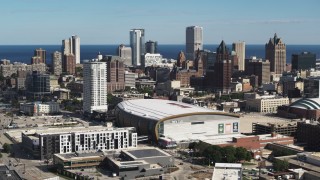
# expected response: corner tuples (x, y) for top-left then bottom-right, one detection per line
(117, 99), (237, 121)
(290, 98), (320, 110)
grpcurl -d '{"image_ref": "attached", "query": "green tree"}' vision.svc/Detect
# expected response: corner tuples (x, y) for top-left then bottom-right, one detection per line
(235, 147), (248, 161)
(273, 159), (289, 172)
(245, 152), (252, 161)
(0, 153), (2, 158)
(203, 146), (222, 164)
(3, 143), (11, 153)
(221, 146), (237, 163)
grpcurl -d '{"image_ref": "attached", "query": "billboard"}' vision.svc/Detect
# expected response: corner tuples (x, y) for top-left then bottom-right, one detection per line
(218, 123), (224, 134)
(233, 122), (239, 132)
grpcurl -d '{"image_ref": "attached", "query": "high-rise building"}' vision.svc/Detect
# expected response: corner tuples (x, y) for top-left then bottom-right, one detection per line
(214, 40), (232, 93)
(130, 29), (145, 66)
(265, 33), (286, 74)
(186, 26), (203, 60)
(304, 77), (320, 98)
(103, 56), (125, 93)
(63, 54), (76, 75)
(62, 35), (80, 64)
(145, 40), (158, 54)
(83, 60), (108, 114)
(117, 44), (132, 66)
(232, 41), (245, 71)
(52, 51), (62, 76)
(245, 56), (270, 85)
(26, 71), (50, 99)
(34, 48), (46, 64)
(292, 52), (316, 71)
(72, 35), (80, 64)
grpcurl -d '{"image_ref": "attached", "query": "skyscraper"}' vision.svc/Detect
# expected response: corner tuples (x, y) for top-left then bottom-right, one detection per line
(117, 44), (132, 66)
(145, 40), (158, 54)
(34, 48), (46, 64)
(62, 35), (81, 64)
(130, 29), (145, 66)
(52, 51), (62, 76)
(214, 40), (232, 93)
(63, 54), (76, 75)
(72, 35), (80, 64)
(265, 33), (286, 74)
(232, 41), (245, 71)
(186, 26), (203, 60)
(245, 56), (270, 85)
(83, 60), (108, 114)
(291, 52), (316, 71)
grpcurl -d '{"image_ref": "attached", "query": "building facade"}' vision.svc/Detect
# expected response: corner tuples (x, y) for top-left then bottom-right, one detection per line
(145, 40), (158, 54)
(130, 29), (145, 66)
(26, 71), (50, 98)
(83, 60), (108, 114)
(117, 44), (132, 66)
(72, 35), (80, 64)
(292, 52), (316, 71)
(20, 102), (60, 116)
(34, 48), (46, 64)
(265, 33), (286, 74)
(186, 26), (203, 60)
(245, 57), (270, 86)
(144, 53), (163, 67)
(63, 54), (76, 75)
(105, 56), (125, 93)
(246, 95), (289, 113)
(52, 51), (62, 76)
(232, 41), (245, 71)
(22, 126), (137, 160)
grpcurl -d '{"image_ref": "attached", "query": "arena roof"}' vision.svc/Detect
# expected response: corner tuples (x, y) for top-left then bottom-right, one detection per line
(117, 99), (231, 121)
(290, 98), (320, 110)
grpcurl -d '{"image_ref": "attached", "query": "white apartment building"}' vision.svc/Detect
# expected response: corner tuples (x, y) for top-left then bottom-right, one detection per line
(72, 35), (81, 64)
(22, 126), (137, 160)
(125, 71), (137, 88)
(83, 60), (108, 114)
(144, 53), (163, 67)
(246, 94), (289, 113)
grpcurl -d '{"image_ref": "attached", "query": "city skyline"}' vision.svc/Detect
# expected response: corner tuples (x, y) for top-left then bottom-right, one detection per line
(0, 0), (319, 45)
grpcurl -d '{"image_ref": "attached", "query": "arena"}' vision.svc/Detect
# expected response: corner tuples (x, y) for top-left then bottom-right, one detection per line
(115, 99), (240, 142)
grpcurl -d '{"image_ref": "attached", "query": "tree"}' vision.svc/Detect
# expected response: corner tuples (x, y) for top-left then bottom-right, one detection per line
(0, 153), (2, 158)
(221, 146), (237, 163)
(203, 146), (222, 164)
(3, 143), (11, 153)
(235, 147), (248, 161)
(245, 151), (252, 161)
(273, 159), (289, 172)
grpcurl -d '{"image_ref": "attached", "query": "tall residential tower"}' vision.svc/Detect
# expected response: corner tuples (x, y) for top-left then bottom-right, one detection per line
(186, 26), (203, 60)
(83, 60), (108, 114)
(62, 35), (81, 64)
(130, 29), (145, 66)
(265, 33), (286, 74)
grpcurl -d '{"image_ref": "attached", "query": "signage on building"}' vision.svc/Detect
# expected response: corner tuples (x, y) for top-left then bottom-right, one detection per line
(218, 123), (224, 134)
(233, 122), (238, 132)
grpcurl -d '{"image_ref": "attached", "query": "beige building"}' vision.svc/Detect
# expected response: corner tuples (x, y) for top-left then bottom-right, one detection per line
(265, 33), (286, 74)
(246, 94), (289, 113)
(232, 41), (245, 71)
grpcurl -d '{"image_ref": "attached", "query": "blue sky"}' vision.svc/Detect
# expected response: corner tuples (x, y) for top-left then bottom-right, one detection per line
(0, 0), (319, 45)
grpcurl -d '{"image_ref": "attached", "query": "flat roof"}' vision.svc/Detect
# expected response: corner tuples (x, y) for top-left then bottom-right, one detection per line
(215, 163), (242, 168)
(55, 152), (105, 160)
(125, 149), (169, 159)
(117, 99), (233, 120)
(202, 134), (245, 145)
(23, 126), (135, 136)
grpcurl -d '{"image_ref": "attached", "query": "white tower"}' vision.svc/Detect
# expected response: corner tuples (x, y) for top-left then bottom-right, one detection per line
(72, 35), (81, 64)
(130, 29), (145, 66)
(232, 41), (246, 71)
(186, 26), (203, 60)
(83, 59), (108, 114)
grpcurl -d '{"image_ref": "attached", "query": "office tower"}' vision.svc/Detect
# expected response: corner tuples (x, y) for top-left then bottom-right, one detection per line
(117, 44), (132, 66)
(292, 52), (316, 71)
(26, 71), (50, 99)
(104, 56), (125, 93)
(62, 35), (80, 64)
(304, 77), (320, 98)
(63, 54), (76, 75)
(83, 60), (108, 114)
(72, 35), (80, 64)
(265, 33), (286, 74)
(145, 40), (158, 54)
(245, 56), (270, 85)
(52, 51), (62, 76)
(33, 48), (46, 64)
(214, 40), (232, 93)
(232, 41), (245, 71)
(186, 26), (203, 60)
(130, 29), (145, 66)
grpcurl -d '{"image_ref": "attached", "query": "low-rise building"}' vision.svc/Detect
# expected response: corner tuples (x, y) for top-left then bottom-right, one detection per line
(212, 163), (242, 180)
(54, 152), (105, 169)
(20, 102), (60, 116)
(105, 147), (174, 180)
(245, 94), (289, 113)
(252, 121), (297, 136)
(297, 121), (320, 151)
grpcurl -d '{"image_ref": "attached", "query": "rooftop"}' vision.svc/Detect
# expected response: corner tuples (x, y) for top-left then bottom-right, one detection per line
(117, 99), (234, 121)
(125, 148), (171, 159)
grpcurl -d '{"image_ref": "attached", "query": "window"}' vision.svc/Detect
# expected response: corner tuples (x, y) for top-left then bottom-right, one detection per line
(191, 122), (204, 125)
